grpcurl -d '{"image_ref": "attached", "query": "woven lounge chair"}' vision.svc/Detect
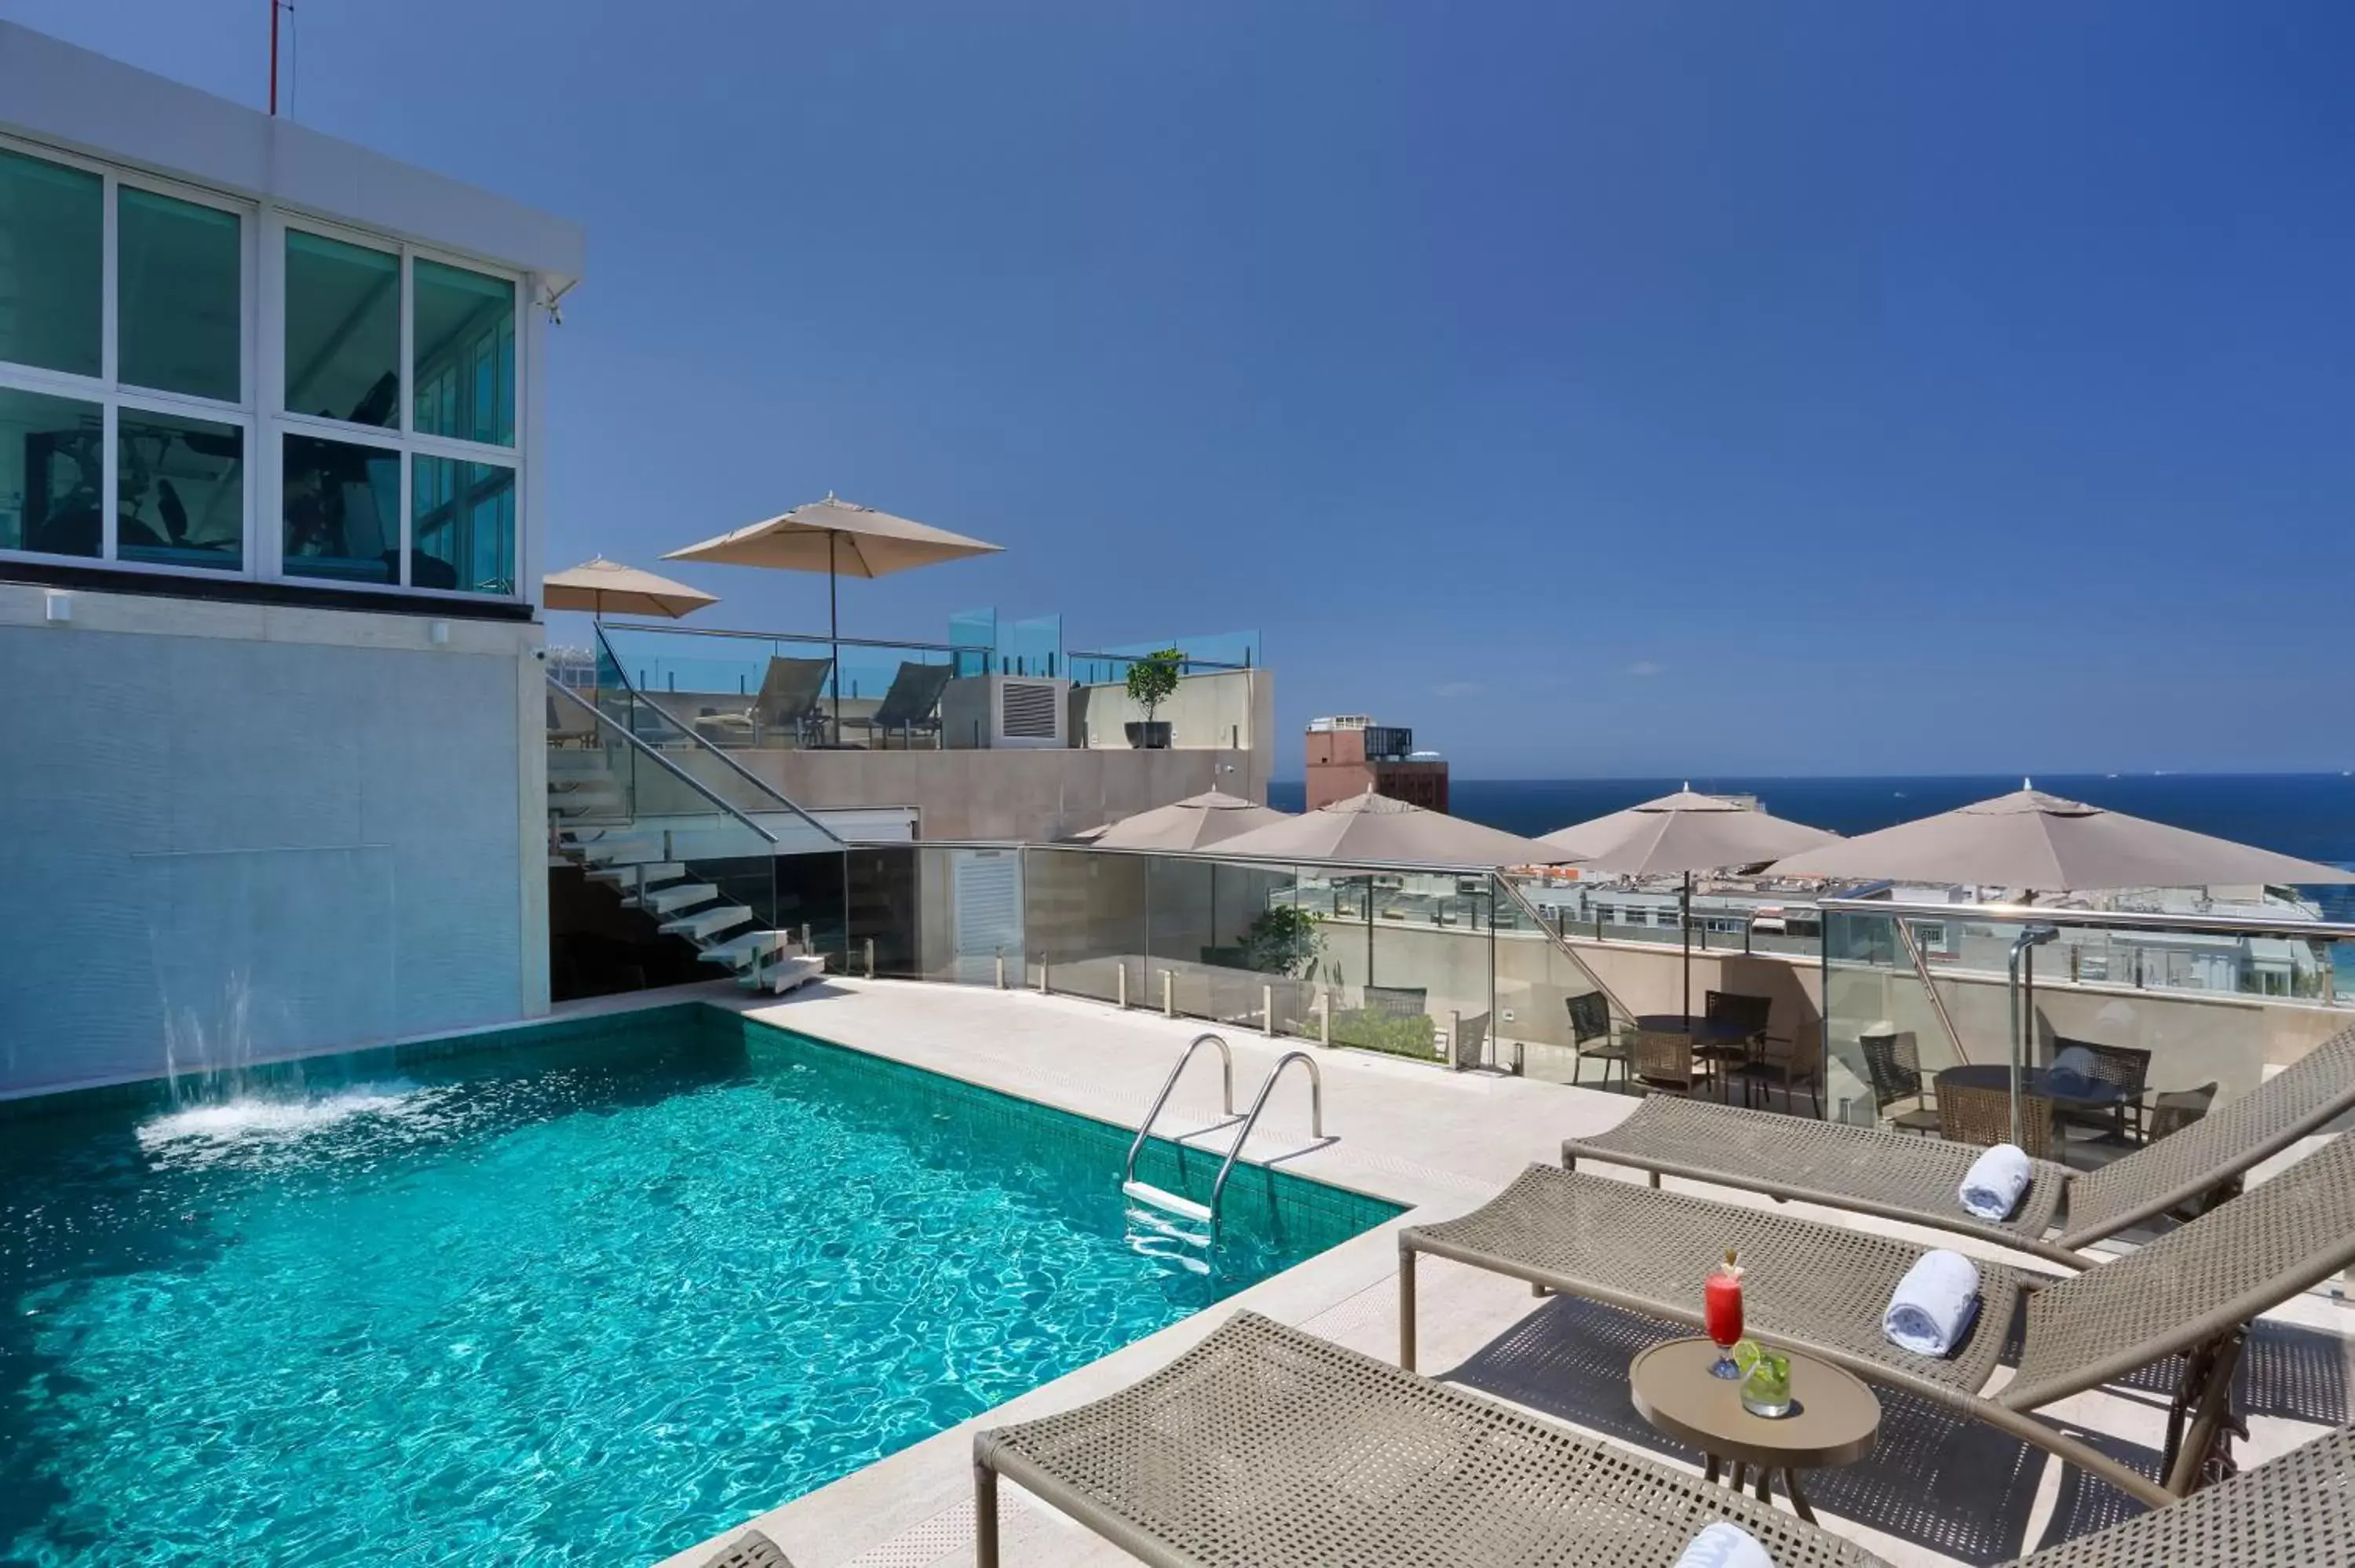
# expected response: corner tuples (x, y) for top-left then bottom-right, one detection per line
(1561, 1025), (2355, 1271)
(700, 1528), (793, 1566)
(1401, 1130), (2355, 1505)
(973, 1311), (2355, 1568)
(848, 660), (956, 748)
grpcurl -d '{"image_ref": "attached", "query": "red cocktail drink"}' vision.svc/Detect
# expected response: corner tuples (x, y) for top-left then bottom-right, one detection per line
(1706, 1249), (1744, 1379)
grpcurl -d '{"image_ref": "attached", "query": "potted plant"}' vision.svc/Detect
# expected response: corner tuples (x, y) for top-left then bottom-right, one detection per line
(1243, 905), (1325, 979)
(1123, 647), (1183, 749)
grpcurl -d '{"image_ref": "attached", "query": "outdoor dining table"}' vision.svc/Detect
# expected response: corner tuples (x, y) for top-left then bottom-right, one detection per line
(1634, 1014), (1759, 1098)
(1935, 1062), (2134, 1147)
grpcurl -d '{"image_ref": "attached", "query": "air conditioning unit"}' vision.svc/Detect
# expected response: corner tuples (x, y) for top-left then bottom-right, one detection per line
(941, 674), (1071, 749)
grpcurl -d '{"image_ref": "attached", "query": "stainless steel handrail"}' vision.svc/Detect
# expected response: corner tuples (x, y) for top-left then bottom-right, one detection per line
(1490, 873), (1639, 1030)
(1121, 1032), (1239, 1190)
(1820, 895), (2355, 942)
(590, 623), (844, 847)
(1890, 913), (1972, 1065)
(546, 676), (781, 846)
(1209, 1051), (1329, 1220)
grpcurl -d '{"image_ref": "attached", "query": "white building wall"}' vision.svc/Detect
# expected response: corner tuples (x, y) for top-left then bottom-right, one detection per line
(0, 584), (548, 1098)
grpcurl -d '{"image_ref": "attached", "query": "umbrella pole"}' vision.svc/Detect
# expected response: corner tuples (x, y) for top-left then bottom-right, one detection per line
(827, 531), (841, 746)
(1681, 872), (1692, 1020)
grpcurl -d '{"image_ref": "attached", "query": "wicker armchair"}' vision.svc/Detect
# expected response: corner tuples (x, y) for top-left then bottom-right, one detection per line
(1937, 1073), (2058, 1160)
(1861, 1030), (1941, 1136)
(1632, 1023), (1712, 1097)
(1736, 1024), (1824, 1116)
(2150, 1081), (2220, 1141)
(1565, 990), (1628, 1092)
(2051, 1037), (2154, 1143)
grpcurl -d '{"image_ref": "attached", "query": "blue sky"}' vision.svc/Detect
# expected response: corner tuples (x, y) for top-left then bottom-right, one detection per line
(13, 2), (2352, 778)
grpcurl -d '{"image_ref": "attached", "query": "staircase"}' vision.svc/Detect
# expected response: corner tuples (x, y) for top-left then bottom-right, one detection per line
(547, 695), (827, 996)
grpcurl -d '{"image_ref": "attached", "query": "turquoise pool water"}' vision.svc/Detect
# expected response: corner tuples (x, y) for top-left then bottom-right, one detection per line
(0, 1006), (1397, 1566)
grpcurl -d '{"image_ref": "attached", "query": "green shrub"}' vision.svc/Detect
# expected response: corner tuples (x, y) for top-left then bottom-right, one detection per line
(1331, 1008), (1437, 1059)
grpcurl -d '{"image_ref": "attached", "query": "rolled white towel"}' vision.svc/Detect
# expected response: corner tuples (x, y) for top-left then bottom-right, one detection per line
(2047, 1045), (2098, 1096)
(1959, 1142), (2032, 1221)
(1883, 1249), (1982, 1358)
(1674, 1522), (1776, 1568)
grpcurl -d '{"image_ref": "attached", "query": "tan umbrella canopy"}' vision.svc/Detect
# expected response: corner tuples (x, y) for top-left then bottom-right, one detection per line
(1769, 782), (2355, 1147)
(1768, 784), (2355, 892)
(1544, 787), (1840, 1020)
(665, 494), (1003, 738)
(1545, 787), (1839, 875)
(542, 556), (717, 619)
(1091, 791), (1293, 852)
(1212, 788), (1582, 867)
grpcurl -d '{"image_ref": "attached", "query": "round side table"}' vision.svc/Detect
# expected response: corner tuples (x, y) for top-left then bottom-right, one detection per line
(1629, 1337), (1880, 1522)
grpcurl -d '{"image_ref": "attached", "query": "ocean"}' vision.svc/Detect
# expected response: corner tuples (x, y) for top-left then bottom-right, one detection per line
(1263, 773), (2355, 920)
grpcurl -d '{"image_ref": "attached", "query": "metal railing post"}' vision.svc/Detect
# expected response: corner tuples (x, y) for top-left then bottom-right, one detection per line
(995, 948), (1006, 990)
(1262, 983), (1276, 1037)
(1162, 969), (1174, 1018)
(864, 935), (875, 979)
(1117, 961), (1128, 1009)
(1038, 954), (1051, 994)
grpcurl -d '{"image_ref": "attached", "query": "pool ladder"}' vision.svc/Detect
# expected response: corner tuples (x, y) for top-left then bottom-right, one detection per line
(1122, 1033), (1330, 1233)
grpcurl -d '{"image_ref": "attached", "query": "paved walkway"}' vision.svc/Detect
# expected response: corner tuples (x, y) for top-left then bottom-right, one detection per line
(654, 977), (2353, 1568)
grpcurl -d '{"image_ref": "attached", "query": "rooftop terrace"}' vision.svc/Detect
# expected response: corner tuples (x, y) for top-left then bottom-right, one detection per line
(650, 977), (2355, 1568)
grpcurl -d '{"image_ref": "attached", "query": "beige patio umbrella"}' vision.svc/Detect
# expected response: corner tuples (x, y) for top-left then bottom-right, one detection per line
(1546, 788), (1841, 1021)
(1766, 782), (2355, 1144)
(542, 556), (717, 619)
(1766, 783), (2355, 892)
(664, 494), (1003, 738)
(1091, 790), (1293, 852)
(1211, 787), (1582, 867)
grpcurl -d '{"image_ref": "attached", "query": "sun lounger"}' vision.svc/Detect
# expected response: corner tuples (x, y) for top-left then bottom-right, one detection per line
(1401, 1130), (2355, 1504)
(700, 1529), (792, 1567)
(973, 1311), (2355, 1567)
(974, 1311), (1879, 1568)
(1561, 1025), (2355, 1270)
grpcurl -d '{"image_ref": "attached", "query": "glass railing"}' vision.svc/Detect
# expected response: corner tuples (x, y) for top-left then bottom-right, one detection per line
(594, 621), (985, 750)
(546, 677), (781, 859)
(1819, 897), (2355, 1133)
(843, 841), (1627, 1076)
(586, 628), (844, 843)
(1066, 629), (1260, 687)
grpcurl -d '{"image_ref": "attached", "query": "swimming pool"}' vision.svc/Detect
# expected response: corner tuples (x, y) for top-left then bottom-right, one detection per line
(0, 1005), (1397, 1566)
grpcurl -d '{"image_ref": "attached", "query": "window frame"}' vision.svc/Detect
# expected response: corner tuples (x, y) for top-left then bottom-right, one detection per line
(0, 129), (529, 604)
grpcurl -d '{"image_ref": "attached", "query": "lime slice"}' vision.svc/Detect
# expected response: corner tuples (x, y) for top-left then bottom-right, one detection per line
(1731, 1339), (1764, 1374)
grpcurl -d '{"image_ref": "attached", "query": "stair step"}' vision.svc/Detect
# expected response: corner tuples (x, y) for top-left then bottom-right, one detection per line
(741, 953), (827, 995)
(662, 904), (756, 943)
(587, 862), (686, 888)
(1121, 1181), (1213, 1225)
(573, 837), (659, 866)
(637, 882), (718, 915)
(700, 929), (797, 968)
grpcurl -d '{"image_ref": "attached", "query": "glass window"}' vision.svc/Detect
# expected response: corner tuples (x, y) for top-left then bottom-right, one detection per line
(412, 259), (514, 446)
(283, 432), (400, 582)
(283, 230), (398, 428)
(0, 386), (104, 556)
(119, 188), (242, 403)
(411, 454), (515, 594)
(119, 409), (243, 571)
(0, 148), (102, 377)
